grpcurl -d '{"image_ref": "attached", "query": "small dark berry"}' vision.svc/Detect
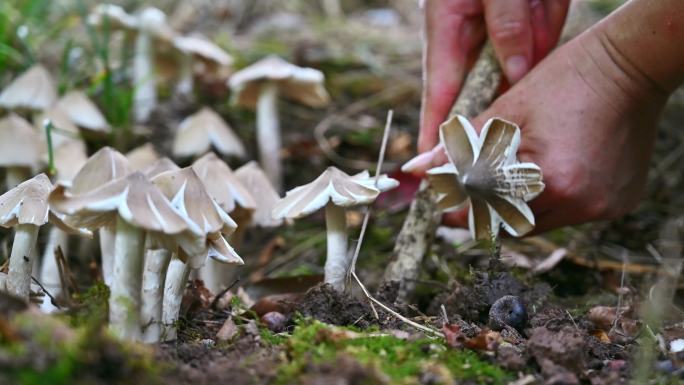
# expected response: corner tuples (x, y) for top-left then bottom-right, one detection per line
(261, 311), (287, 333)
(488, 295), (527, 332)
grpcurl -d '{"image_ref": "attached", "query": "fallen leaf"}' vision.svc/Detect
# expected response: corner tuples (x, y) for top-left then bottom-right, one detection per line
(216, 316), (239, 341)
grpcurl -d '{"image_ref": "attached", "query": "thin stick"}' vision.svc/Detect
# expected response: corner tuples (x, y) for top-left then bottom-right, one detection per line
(30, 276), (60, 309)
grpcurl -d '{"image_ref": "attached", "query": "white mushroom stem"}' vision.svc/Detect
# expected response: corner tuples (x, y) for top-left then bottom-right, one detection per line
(133, 26), (156, 123)
(99, 226), (116, 286)
(176, 54), (194, 95)
(109, 217), (146, 341)
(162, 257), (192, 341)
(5, 167), (29, 191)
(39, 226), (69, 299)
(256, 82), (282, 191)
(199, 257), (235, 295)
(141, 247), (171, 343)
(324, 203), (349, 291)
(7, 224), (40, 299)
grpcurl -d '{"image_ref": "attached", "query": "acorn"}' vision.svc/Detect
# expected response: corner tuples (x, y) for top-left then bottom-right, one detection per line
(488, 295), (527, 332)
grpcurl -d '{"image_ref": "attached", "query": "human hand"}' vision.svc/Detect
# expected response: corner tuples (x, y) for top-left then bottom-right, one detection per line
(419, 0), (570, 153)
(406, 27), (669, 233)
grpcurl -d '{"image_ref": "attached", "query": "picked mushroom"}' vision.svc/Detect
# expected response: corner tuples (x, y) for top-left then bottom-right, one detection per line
(228, 55), (330, 191)
(0, 114), (44, 190)
(0, 64), (57, 112)
(54, 91), (111, 134)
(426, 115), (545, 240)
(173, 107), (246, 159)
(0, 174), (88, 300)
(272, 167), (398, 291)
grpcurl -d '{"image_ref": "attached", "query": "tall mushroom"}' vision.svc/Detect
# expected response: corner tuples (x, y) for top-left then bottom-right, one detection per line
(0, 64), (57, 112)
(272, 167), (398, 291)
(0, 174), (88, 300)
(228, 55), (330, 191)
(49, 172), (205, 340)
(172, 34), (233, 96)
(55, 91), (111, 134)
(0, 114), (44, 190)
(151, 167), (242, 341)
(191, 153), (255, 294)
(173, 107), (246, 159)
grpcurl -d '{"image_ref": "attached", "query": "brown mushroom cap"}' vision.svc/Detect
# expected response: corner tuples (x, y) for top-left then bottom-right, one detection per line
(54, 140), (89, 184)
(55, 91), (111, 133)
(87, 3), (138, 30)
(173, 107), (246, 158)
(173, 34), (233, 66)
(70, 147), (131, 194)
(228, 55), (330, 109)
(126, 143), (160, 171)
(0, 113), (45, 169)
(234, 161), (283, 227)
(191, 153), (256, 214)
(0, 64), (57, 111)
(35, 107), (81, 149)
(143, 157), (180, 178)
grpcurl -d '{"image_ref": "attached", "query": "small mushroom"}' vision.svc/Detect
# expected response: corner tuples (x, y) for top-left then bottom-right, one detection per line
(173, 107), (246, 159)
(50, 172), (204, 340)
(0, 64), (57, 112)
(191, 153), (255, 293)
(426, 116), (545, 240)
(228, 55), (330, 191)
(272, 167), (398, 291)
(126, 143), (160, 171)
(55, 91), (111, 134)
(234, 161), (284, 228)
(0, 114), (44, 190)
(0, 174), (87, 300)
(172, 33), (233, 96)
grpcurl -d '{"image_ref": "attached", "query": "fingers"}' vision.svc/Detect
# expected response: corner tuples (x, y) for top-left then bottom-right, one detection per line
(401, 143), (448, 176)
(483, 0), (534, 83)
(530, 0), (571, 62)
(419, 0), (486, 153)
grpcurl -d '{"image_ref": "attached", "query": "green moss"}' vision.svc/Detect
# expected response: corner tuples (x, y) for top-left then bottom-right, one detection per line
(274, 319), (512, 384)
(65, 281), (110, 329)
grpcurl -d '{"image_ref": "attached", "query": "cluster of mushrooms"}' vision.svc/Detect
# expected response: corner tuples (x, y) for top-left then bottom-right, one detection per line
(0, 4), (545, 343)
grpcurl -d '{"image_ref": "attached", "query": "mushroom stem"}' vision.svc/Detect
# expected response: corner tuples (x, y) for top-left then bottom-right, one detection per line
(99, 226), (116, 286)
(176, 54), (194, 95)
(162, 257), (191, 341)
(141, 247), (171, 343)
(5, 166), (29, 191)
(110, 216), (146, 340)
(256, 82), (282, 191)
(323, 203), (349, 291)
(39, 226), (69, 299)
(133, 27), (156, 123)
(7, 223), (40, 299)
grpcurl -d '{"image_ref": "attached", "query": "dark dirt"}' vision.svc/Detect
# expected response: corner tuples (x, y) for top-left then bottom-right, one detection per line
(294, 283), (376, 327)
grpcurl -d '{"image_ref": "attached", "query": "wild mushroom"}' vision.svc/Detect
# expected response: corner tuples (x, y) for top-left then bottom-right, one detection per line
(173, 107), (246, 159)
(426, 115), (545, 240)
(172, 33), (233, 96)
(151, 167), (242, 341)
(68, 147), (131, 287)
(272, 167), (398, 291)
(190, 153), (255, 294)
(127, 143), (160, 171)
(0, 64), (57, 112)
(55, 91), (111, 134)
(49, 172), (205, 340)
(0, 114), (44, 190)
(234, 161), (284, 228)
(228, 55), (330, 190)
(0, 174), (87, 300)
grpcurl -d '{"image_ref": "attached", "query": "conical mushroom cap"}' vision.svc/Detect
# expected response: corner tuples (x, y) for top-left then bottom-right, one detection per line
(272, 167), (399, 220)
(55, 91), (110, 133)
(126, 143), (160, 171)
(151, 167), (237, 236)
(0, 113), (45, 168)
(54, 140), (88, 184)
(144, 157), (179, 178)
(0, 64), (57, 111)
(87, 4), (138, 29)
(70, 147), (131, 194)
(173, 107), (246, 158)
(35, 107), (81, 149)
(234, 161), (282, 227)
(136, 7), (175, 41)
(173, 34), (233, 66)
(228, 55), (330, 109)
(191, 153), (256, 214)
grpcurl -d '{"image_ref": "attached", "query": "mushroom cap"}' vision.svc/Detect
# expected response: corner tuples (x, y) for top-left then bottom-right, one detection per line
(173, 107), (246, 158)
(151, 167), (237, 236)
(173, 34), (233, 66)
(69, 147), (131, 194)
(35, 107), (81, 149)
(0, 113), (45, 168)
(0, 64), (57, 111)
(228, 55), (330, 109)
(143, 157), (180, 178)
(272, 167), (399, 220)
(55, 91), (110, 133)
(54, 140), (89, 184)
(136, 7), (176, 41)
(191, 153), (256, 214)
(126, 143), (160, 171)
(234, 161), (283, 227)
(87, 4), (138, 29)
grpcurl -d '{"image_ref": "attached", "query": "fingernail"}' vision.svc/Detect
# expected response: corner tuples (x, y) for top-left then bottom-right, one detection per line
(505, 55), (528, 83)
(401, 152), (434, 173)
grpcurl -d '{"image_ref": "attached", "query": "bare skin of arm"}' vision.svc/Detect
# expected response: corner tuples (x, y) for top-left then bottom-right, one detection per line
(409, 0), (684, 233)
